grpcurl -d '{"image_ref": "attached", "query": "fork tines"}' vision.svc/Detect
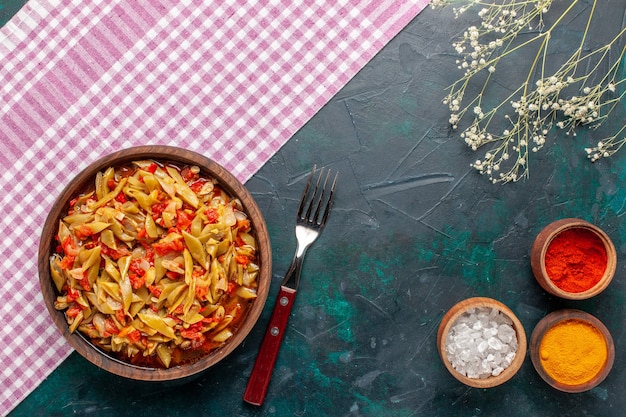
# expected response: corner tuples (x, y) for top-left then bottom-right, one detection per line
(297, 165), (337, 227)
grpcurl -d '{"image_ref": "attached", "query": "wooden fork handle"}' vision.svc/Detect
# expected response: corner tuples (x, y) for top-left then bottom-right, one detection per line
(243, 286), (296, 406)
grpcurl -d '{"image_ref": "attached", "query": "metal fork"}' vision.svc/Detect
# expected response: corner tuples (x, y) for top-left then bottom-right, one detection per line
(243, 166), (338, 406)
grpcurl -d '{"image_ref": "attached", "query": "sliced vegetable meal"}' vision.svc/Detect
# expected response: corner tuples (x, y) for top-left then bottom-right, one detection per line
(50, 160), (259, 368)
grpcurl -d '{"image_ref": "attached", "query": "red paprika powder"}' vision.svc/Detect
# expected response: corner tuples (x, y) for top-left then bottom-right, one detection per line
(544, 228), (607, 293)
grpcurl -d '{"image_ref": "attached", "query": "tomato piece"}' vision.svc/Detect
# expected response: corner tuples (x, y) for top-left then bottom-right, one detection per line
(136, 228), (147, 240)
(143, 244), (155, 264)
(153, 236), (184, 255)
(129, 260), (149, 288)
(234, 235), (246, 247)
(195, 285), (209, 299)
(180, 166), (195, 182)
(129, 272), (145, 290)
(151, 202), (168, 219)
(180, 328), (205, 342)
(74, 225), (95, 240)
(129, 258), (146, 276)
(115, 309), (127, 325)
(61, 235), (79, 257)
(206, 208), (219, 224)
(176, 209), (194, 231)
(67, 287), (80, 302)
(99, 242), (130, 260)
(148, 285), (162, 297)
(165, 271), (182, 280)
(104, 318), (120, 336)
(78, 274), (91, 291)
(58, 255), (75, 269)
(127, 329), (142, 343)
(66, 305), (82, 318)
(236, 255), (250, 266)
(152, 242), (170, 255)
(189, 179), (207, 192)
(202, 316), (220, 324)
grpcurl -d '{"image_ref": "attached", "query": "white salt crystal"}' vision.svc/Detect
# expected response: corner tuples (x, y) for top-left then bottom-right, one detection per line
(487, 337), (503, 350)
(483, 327), (498, 338)
(445, 306), (518, 380)
(504, 351), (516, 366)
(492, 366), (504, 376)
(497, 324), (515, 343)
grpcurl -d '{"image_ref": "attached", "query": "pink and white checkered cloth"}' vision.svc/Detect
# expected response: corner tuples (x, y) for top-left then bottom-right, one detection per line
(0, 0), (430, 414)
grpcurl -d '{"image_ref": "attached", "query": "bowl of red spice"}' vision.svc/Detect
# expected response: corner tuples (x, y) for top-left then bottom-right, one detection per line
(530, 218), (616, 300)
(530, 309), (614, 393)
(38, 146), (272, 381)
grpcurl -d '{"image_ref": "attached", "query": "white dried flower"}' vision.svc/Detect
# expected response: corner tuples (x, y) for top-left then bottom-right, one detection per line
(439, 0), (626, 183)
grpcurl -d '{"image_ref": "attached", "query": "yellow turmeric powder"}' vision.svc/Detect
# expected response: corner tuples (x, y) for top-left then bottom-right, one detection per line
(539, 319), (607, 386)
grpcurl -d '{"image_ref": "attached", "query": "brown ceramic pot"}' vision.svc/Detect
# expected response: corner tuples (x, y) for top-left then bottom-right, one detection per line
(530, 309), (614, 393)
(38, 146), (272, 381)
(437, 297), (527, 388)
(530, 218), (616, 300)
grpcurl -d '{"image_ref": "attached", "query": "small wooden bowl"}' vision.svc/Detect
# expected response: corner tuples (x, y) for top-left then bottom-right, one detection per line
(530, 309), (614, 393)
(530, 218), (616, 300)
(38, 146), (271, 381)
(437, 297), (527, 388)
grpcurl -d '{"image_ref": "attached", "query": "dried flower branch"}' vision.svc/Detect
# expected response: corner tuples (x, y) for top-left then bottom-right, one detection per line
(432, 0), (626, 183)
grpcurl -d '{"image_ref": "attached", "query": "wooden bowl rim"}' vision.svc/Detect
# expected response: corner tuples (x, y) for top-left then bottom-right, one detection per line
(37, 145), (272, 381)
(529, 309), (615, 393)
(530, 218), (617, 300)
(437, 297), (527, 388)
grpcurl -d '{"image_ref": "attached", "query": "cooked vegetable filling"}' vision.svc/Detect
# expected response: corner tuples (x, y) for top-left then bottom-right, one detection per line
(50, 160), (259, 368)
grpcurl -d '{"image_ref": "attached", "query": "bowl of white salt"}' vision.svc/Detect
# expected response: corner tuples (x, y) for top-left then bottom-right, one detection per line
(437, 297), (527, 388)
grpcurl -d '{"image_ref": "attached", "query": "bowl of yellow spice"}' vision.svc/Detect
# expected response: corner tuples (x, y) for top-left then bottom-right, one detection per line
(530, 309), (614, 393)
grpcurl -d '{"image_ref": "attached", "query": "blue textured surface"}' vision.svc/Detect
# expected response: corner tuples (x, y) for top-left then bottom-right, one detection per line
(6, 1), (626, 416)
